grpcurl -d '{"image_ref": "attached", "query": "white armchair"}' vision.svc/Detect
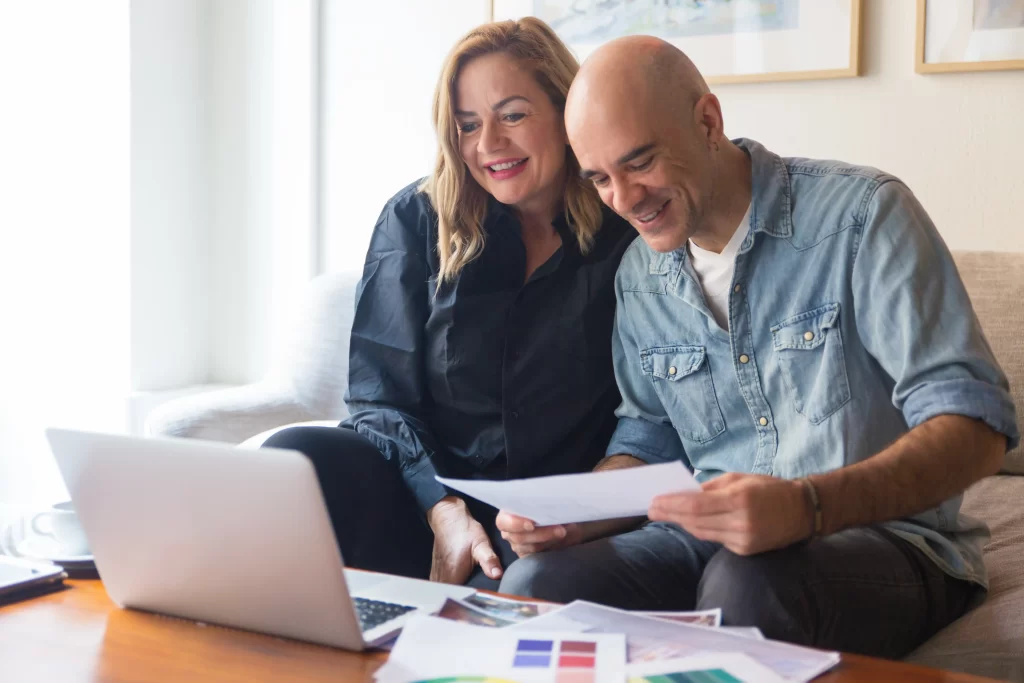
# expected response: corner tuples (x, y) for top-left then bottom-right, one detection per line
(144, 271), (361, 445)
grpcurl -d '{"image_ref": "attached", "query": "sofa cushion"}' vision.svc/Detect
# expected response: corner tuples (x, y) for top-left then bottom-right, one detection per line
(952, 251), (1024, 474)
(905, 475), (1024, 680)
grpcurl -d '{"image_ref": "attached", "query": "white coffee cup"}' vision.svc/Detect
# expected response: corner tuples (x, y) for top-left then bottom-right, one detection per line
(31, 501), (90, 556)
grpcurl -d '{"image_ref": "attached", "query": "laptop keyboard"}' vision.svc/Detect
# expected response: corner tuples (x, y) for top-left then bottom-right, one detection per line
(353, 596), (416, 632)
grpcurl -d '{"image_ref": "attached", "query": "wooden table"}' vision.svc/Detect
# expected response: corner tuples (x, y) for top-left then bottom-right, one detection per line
(0, 579), (997, 682)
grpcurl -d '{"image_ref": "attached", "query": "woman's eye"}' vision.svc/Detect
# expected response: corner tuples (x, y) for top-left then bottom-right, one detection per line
(592, 177), (609, 188)
(458, 122), (479, 134)
(502, 113), (526, 123)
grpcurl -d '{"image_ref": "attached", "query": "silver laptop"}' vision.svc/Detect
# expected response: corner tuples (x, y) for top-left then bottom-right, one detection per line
(44, 428), (473, 649)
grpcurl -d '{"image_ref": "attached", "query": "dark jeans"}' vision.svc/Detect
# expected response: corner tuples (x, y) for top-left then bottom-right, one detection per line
(498, 520), (980, 659)
(262, 425), (518, 590)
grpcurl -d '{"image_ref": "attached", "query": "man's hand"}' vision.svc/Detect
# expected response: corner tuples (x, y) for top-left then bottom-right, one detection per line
(495, 512), (583, 558)
(648, 473), (810, 555)
(426, 496), (502, 584)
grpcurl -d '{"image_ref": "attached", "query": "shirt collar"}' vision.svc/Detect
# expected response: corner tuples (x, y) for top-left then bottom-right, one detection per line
(737, 137), (793, 241)
(649, 137), (792, 275)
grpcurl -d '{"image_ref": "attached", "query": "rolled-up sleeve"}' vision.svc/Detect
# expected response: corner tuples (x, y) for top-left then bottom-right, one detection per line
(852, 179), (1019, 450)
(341, 196), (449, 511)
(605, 275), (689, 465)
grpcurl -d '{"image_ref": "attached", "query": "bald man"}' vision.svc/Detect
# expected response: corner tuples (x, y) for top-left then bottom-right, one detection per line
(495, 37), (1018, 658)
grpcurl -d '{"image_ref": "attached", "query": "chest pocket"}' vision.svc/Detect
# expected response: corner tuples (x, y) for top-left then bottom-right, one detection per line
(771, 303), (851, 424)
(641, 345), (725, 444)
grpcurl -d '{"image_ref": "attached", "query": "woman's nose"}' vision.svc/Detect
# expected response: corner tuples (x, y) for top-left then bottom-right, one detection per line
(479, 120), (506, 155)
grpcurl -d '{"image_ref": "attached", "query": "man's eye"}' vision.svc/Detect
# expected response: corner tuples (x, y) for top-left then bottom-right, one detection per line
(631, 157), (654, 171)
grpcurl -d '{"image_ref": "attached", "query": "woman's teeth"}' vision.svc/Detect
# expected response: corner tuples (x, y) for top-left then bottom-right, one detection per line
(488, 159), (526, 171)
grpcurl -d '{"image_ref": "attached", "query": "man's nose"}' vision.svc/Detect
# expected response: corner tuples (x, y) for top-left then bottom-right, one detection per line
(611, 178), (646, 218)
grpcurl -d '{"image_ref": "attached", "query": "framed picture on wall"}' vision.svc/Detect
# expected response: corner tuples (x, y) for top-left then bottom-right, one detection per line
(490, 0), (862, 85)
(916, 0), (1024, 73)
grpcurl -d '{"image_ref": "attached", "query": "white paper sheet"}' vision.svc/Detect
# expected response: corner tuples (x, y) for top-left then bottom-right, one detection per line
(635, 608), (722, 627)
(374, 615), (626, 683)
(721, 627), (765, 640)
(436, 461), (699, 525)
(628, 653), (787, 683)
(510, 601), (840, 682)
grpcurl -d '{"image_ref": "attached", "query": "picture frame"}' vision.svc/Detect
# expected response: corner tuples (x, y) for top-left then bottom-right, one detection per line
(916, 0), (1024, 73)
(490, 0), (862, 85)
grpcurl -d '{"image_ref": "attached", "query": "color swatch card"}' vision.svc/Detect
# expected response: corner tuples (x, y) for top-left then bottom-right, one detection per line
(375, 615), (626, 683)
(627, 653), (786, 683)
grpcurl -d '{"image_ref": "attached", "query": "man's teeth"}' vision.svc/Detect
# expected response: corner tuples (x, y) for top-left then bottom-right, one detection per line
(639, 207), (662, 223)
(489, 159), (525, 171)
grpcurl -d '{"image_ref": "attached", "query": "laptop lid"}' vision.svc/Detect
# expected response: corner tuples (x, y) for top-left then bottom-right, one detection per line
(45, 428), (368, 650)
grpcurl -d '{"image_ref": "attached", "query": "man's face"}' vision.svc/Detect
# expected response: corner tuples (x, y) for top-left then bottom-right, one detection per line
(568, 101), (714, 253)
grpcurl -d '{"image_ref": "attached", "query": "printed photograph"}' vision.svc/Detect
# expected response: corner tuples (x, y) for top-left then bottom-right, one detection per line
(436, 598), (517, 628)
(463, 592), (562, 622)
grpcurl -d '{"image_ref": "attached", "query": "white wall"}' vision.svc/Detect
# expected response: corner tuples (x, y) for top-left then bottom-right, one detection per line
(0, 2), (131, 505)
(131, 0), (211, 392)
(207, 0), (316, 386)
(321, 0), (489, 273)
(714, 0), (1024, 252)
(132, 0), (316, 393)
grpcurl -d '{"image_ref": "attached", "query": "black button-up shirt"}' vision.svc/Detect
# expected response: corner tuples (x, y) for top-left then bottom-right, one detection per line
(341, 181), (636, 511)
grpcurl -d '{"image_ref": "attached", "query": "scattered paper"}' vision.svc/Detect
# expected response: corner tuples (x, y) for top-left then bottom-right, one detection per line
(628, 653), (787, 683)
(436, 461), (699, 525)
(511, 601), (839, 682)
(375, 615), (626, 683)
(721, 627), (765, 640)
(635, 608), (721, 627)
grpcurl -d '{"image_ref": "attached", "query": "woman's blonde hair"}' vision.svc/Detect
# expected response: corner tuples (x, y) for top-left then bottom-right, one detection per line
(421, 17), (604, 286)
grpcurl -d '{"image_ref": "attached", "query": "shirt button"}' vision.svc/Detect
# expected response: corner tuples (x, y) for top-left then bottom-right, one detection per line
(668, 366), (677, 376)
(759, 417), (769, 426)
(734, 284), (741, 293)
(511, 411), (520, 419)
(739, 354), (749, 364)
(804, 331), (814, 341)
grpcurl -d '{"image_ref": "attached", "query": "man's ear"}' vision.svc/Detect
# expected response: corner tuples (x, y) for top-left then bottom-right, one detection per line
(693, 92), (725, 147)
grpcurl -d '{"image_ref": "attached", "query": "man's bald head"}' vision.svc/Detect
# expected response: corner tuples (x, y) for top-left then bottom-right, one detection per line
(564, 36), (731, 253)
(566, 36), (709, 143)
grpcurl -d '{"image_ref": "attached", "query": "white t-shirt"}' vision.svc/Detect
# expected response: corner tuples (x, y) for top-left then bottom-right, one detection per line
(687, 204), (751, 330)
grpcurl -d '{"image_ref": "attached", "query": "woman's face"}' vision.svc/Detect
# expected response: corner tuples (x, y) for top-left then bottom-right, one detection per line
(455, 52), (568, 213)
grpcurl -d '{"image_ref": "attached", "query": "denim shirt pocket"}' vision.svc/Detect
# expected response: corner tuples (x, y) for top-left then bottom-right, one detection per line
(640, 344), (726, 444)
(771, 303), (851, 424)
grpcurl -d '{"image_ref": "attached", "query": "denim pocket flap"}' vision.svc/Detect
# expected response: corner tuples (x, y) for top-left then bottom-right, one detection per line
(771, 303), (840, 351)
(641, 345), (706, 381)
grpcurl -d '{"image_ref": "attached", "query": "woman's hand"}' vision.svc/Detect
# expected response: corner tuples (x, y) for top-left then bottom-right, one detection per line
(426, 497), (502, 584)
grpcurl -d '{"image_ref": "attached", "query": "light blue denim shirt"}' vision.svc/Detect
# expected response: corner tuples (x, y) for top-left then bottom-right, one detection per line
(607, 138), (1019, 587)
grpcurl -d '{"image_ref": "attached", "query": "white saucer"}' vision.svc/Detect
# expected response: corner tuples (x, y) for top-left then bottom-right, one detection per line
(0, 523), (94, 565)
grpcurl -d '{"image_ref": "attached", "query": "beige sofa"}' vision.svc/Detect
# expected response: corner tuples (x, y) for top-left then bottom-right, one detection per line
(904, 251), (1024, 681)
(148, 251), (1024, 681)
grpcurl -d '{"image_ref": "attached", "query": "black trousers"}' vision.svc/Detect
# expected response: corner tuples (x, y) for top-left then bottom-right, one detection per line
(263, 425), (518, 590)
(498, 519), (981, 659)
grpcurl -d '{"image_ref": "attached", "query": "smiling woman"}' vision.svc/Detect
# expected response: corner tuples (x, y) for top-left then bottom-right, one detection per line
(261, 18), (635, 591)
